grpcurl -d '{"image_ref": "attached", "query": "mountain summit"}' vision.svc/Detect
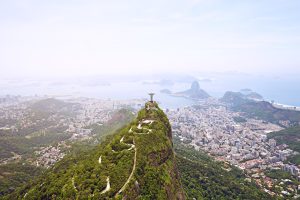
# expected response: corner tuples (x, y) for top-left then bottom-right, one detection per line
(7, 101), (185, 200)
(175, 81), (210, 99)
(190, 81), (200, 91)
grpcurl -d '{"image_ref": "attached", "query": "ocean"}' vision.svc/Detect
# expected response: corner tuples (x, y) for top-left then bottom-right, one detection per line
(1, 73), (299, 109)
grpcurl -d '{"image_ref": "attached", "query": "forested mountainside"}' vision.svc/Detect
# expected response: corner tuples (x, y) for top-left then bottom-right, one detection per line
(221, 91), (300, 126)
(2, 100), (281, 200)
(4, 101), (185, 200)
(174, 142), (275, 200)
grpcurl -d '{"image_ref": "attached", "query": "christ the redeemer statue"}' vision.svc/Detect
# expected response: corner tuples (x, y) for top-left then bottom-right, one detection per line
(148, 93), (155, 102)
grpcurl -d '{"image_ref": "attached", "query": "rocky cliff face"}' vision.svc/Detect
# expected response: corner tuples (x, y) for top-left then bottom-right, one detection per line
(7, 101), (185, 200)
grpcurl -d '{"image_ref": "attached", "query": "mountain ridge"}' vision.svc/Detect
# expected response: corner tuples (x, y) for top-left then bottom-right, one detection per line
(221, 91), (300, 126)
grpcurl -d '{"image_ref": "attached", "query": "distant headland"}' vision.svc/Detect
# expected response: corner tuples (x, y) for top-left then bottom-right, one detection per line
(161, 81), (210, 100)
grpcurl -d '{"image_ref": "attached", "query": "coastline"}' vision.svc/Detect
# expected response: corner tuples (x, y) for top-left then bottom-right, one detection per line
(266, 100), (300, 111)
(165, 91), (300, 112)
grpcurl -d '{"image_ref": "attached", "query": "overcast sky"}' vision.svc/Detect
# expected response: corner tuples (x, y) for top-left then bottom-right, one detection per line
(1, 0), (300, 78)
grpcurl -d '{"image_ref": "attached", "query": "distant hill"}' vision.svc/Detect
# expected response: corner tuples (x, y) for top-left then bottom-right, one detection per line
(246, 92), (263, 100)
(175, 81), (210, 99)
(221, 91), (248, 106)
(31, 98), (70, 111)
(221, 92), (300, 126)
(30, 98), (80, 119)
(4, 102), (185, 199)
(240, 88), (252, 93)
(222, 91), (263, 104)
(239, 89), (264, 100)
(143, 79), (174, 86)
(160, 89), (172, 94)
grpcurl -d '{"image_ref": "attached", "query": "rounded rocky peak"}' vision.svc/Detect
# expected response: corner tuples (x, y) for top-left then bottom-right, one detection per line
(190, 81), (200, 91)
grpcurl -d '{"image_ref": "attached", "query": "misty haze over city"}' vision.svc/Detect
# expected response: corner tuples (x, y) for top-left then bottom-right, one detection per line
(1, 0), (300, 107)
(2, 1), (300, 199)
(1, 0), (300, 77)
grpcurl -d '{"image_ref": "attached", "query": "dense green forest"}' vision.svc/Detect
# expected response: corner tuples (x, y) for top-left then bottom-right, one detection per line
(2, 102), (185, 199)
(0, 109), (133, 197)
(0, 163), (43, 196)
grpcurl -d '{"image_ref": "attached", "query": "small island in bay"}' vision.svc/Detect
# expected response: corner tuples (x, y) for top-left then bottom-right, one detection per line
(174, 81), (210, 99)
(160, 81), (210, 100)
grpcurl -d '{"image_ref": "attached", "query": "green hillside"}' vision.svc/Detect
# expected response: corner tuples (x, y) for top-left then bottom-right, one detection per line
(221, 92), (300, 126)
(268, 126), (300, 165)
(30, 98), (79, 114)
(3, 101), (185, 200)
(0, 109), (133, 197)
(174, 142), (274, 200)
(2, 101), (278, 200)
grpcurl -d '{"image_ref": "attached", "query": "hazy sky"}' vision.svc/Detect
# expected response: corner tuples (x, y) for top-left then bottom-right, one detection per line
(1, 0), (300, 78)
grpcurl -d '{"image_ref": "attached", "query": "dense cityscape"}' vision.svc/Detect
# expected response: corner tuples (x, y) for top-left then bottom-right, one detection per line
(167, 99), (300, 197)
(0, 96), (144, 167)
(1, 95), (300, 198)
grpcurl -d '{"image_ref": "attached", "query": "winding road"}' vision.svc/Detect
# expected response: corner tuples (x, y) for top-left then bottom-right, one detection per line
(134, 119), (154, 135)
(100, 118), (154, 197)
(72, 177), (78, 192)
(100, 177), (111, 194)
(115, 139), (137, 196)
(100, 136), (136, 195)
